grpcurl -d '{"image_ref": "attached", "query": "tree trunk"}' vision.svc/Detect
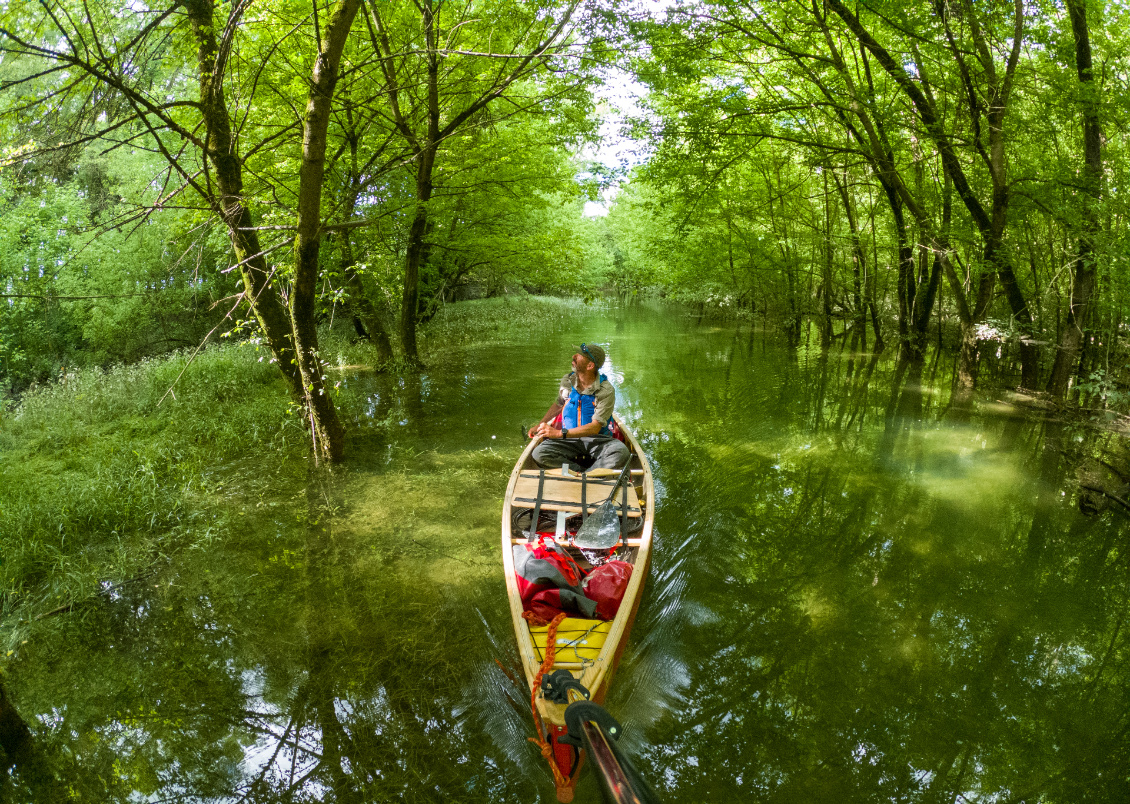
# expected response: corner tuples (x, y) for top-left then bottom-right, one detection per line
(832, 169), (870, 348)
(911, 254), (942, 355)
(828, 0), (1038, 385)
(400, 185), (434, 362)
(185, 0), (303, 400)
(910, 175), (950, 356)
(1047, 0), (1103, 398)
(956, 319), (980, 392)
(993, 240), (1040, 389)
(343, 262), (394, 364)
(892, 202), (912, 344)
(851, 229), (865, 343)
(821, 172), (835, 347)
(399, 2), (441, 364)
(867, 267), (884, 353)
(0, 677), (33, 768)
(289, 0), (362, 463)
(369, 0), (574, 360)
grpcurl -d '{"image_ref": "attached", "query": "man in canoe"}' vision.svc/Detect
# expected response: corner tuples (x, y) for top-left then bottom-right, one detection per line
(528, 343), (630, 471)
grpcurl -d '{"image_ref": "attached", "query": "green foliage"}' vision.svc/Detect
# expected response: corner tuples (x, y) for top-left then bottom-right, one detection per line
(0, 0), (613, 392)
(329, 122), (606, 313)
(601, 0), (1130, 380)
(0, 155), (238, 394)
(1075, 365), (1130, 408)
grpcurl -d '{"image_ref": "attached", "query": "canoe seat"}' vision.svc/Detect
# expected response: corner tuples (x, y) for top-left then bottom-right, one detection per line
(512, 471), (642, 518)
(527, 617), (612, 663)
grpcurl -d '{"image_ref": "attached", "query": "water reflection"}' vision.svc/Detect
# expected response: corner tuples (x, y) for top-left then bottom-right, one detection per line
(6, 302), (1130, 803)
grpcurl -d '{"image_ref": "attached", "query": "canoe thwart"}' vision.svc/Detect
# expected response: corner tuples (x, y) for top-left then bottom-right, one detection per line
(514, 471), (642, 518)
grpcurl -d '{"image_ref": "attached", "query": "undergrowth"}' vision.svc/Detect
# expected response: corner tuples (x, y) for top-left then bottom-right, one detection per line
(0, 344), (305, 631)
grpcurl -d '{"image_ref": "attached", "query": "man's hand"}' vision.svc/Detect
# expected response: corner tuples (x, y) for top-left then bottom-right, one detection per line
(535, 422), (563, 439)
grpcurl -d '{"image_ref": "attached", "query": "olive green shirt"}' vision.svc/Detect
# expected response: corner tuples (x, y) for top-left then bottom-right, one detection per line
(557, 372), (616, 428)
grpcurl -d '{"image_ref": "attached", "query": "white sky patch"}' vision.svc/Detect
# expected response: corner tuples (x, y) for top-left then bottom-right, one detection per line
(576, 1), (679, 217)
(583, 199), (610, 217)
(579, 67), (649, 217)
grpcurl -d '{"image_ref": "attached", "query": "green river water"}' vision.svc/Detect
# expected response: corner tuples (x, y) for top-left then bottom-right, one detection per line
(8, 302), (1130, 802)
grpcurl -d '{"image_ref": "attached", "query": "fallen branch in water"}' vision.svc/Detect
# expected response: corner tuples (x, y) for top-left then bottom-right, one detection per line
(1079, 483), (1130, 517)
(34, 570), (158, 621)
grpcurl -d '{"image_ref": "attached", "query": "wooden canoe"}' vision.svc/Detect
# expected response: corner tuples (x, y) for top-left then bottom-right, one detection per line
(501, 417), (655, 802)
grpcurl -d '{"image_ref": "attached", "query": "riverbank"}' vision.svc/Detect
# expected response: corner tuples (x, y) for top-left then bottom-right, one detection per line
(0, 296), (593, 637)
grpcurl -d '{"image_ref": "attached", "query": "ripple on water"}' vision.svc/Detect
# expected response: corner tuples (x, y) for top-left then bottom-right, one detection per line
(456, 609), (544, 773)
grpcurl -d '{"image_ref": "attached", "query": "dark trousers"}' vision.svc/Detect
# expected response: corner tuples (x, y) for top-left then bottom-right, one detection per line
(532, 436), (630, 472)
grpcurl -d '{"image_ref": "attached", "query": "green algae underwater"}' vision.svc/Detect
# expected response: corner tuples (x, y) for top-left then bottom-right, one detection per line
(2, 297), (1130, 803)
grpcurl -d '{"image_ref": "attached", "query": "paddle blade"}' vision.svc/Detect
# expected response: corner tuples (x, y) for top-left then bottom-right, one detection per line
(573, 500), (621, 550)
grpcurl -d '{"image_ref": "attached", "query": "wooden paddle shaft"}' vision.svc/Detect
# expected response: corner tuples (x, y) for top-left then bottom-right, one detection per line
(580, 720), (661, 804)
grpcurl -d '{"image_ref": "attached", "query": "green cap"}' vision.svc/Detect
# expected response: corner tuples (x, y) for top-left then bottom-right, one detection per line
(572, 343), (606, 369)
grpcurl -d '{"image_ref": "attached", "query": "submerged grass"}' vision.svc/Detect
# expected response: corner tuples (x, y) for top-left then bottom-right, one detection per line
(422, 295), (599, 358)
(336, 445), (515, 587)
(319, 295), (599, 371)
(0, 296), (581, 649)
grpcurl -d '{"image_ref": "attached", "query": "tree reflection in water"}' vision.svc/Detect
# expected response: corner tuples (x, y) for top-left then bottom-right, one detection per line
(629, 332), (1128, 803)
(5, 306), (1130, 802)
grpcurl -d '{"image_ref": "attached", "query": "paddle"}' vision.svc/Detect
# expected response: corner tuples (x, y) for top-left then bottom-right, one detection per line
(573, 461), (633, 551)
(542, 671), (662, 804)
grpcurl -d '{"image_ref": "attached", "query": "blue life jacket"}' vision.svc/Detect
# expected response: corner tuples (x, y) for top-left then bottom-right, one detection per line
(562, 373), (611, 436)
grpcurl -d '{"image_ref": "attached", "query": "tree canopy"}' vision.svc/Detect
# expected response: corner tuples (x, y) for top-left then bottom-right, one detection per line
(1, 0), (608, 460)
(607, 0), (1130, 400)
(5, 0), (1130, 452)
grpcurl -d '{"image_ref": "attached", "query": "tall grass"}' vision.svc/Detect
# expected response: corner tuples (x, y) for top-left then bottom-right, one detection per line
(0, 296), (586, 630)
(0, 344), (304, 629)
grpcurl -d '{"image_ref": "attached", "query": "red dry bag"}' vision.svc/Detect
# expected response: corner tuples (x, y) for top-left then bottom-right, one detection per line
(513, 536), (597, 624)
(582, 560), (633, 620)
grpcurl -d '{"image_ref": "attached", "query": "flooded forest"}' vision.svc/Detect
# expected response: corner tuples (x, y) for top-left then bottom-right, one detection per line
(3, 1), (1130, 802)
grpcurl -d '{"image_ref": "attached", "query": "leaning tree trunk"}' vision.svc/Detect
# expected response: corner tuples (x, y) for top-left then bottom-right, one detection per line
(186, 0), (303, 399)
(827, 0), (1037, 385)
(993, 240), (1040, 390)
(289, 0), (362, 462)
(1047, 0), (1103, 398)
(342, 262), (395, 364)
